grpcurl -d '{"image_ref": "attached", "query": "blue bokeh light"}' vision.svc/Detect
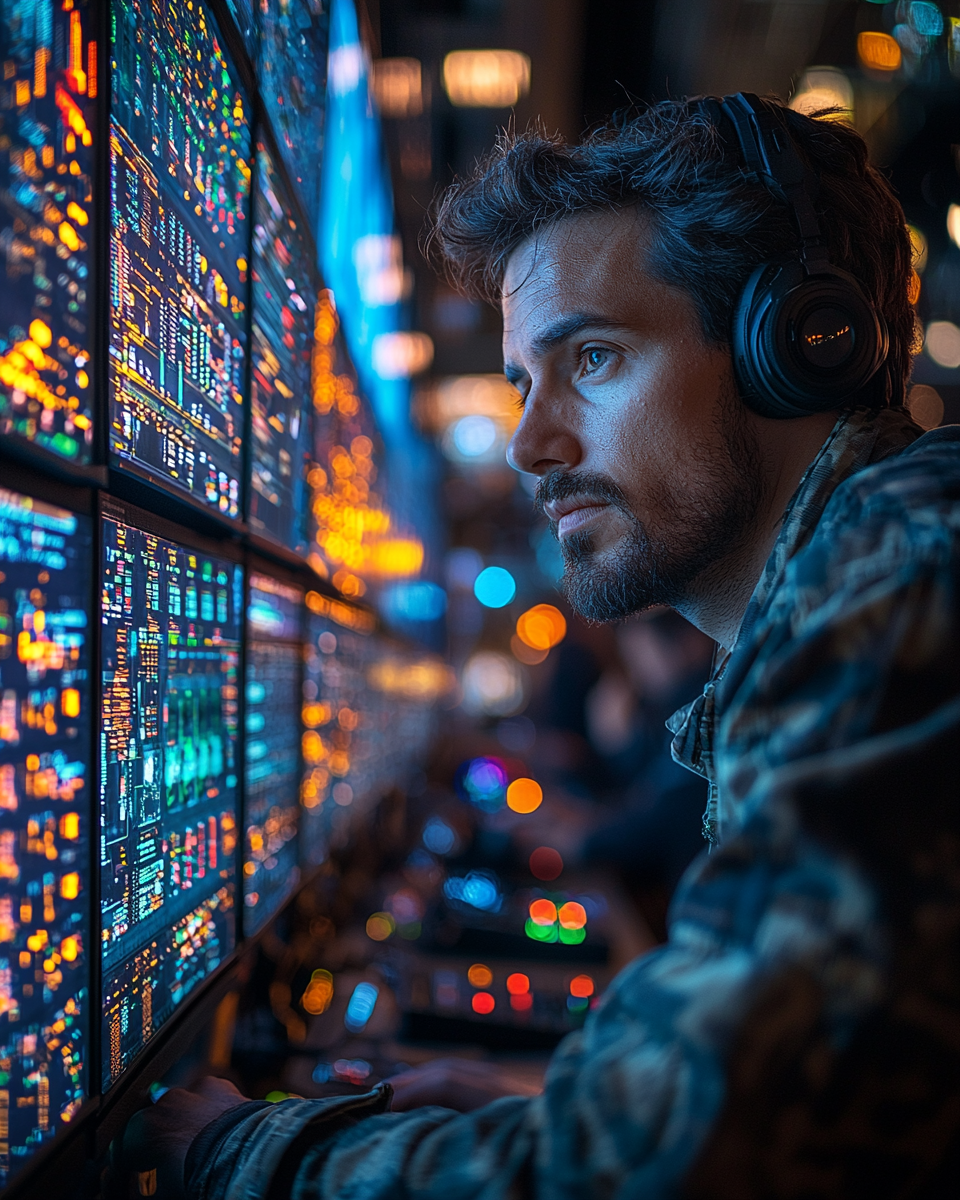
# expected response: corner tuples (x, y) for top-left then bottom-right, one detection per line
(473, 565), (516, 608)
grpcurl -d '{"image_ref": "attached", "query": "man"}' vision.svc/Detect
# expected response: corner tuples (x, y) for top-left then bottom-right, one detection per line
(127, 96), (960, 1197)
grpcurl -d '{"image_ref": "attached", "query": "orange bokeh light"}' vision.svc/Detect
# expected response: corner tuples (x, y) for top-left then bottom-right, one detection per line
(558, 901), (587, 930)
(528, 898), (557, 926)
(516, 604), (567, 651)
(467, 963), (493, 988)
(506, 972), (530, 995)
(569, 974), (595, 998)
(471, 991), (495, 1014)
(857, 31), (901, 73)
(506, 777), (543, 814)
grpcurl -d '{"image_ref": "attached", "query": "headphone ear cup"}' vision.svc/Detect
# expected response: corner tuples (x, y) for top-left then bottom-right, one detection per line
(733, 262), (888, 419)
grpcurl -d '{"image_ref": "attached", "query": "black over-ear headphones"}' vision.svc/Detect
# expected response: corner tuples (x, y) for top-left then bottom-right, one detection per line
(703, 92), (889, 420)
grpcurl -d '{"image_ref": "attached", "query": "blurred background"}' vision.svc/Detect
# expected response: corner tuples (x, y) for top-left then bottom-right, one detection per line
(216, 0), (960, 1105)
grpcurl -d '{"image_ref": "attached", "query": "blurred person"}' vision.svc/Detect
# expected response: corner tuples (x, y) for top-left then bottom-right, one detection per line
(124, 96), (960, 1198)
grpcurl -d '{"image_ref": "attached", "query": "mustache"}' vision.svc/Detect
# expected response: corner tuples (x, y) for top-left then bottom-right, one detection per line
(534, 470), (632, 519)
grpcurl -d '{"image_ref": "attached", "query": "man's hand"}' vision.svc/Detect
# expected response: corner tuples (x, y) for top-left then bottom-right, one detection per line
(387, 1057), (540, 1112)
(107, 1076), (250, 1200)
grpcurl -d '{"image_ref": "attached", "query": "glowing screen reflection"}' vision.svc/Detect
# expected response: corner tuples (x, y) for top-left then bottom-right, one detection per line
(109, 0), (251, 516)
(243, 572), (302, 933)
(248, 144), (314, 555)
(0, 487), (91, 1185)
(0, 0), (96, 463)
(99, 514), (241, 1087)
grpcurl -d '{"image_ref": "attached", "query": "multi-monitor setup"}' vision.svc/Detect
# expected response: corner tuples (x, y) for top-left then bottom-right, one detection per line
(0, 0), (435, 1190)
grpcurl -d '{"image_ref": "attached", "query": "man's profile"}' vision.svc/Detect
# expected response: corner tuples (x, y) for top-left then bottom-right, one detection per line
(121, 94), (960, 1198)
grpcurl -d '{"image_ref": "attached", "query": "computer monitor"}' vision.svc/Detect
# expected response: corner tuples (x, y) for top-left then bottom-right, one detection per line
(300, 593), (377, 866)
(243, 571), (303, 934)
(258, 0), (329, 230)
(0, 487), (91, 1186)
(0, 0), (96, 465)
(109, 0), (251, 519)
(247, 144), (315, 557)
(99, 507), (242, 1089)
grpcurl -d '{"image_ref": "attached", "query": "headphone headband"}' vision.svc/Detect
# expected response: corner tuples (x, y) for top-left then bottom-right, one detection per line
(717, 94), (829, 273)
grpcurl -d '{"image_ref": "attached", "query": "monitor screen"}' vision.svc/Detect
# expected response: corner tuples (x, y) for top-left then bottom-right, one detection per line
(0, 488), (91, 1186)
(243, 573), (302, 934)
(109, 0), (251, 519)
(248, 144), (315, 556)
(99, 515), (241, 1088)
(258, 0), (329, 231)
(300, 595), (378, 865)
(0, 0), (96, 465)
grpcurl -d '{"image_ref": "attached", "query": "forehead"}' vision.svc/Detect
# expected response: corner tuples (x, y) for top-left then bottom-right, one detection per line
(502, 208), (650, 336)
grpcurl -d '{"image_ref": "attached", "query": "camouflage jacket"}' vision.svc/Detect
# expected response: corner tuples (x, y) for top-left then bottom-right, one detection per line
(188, 407), (960, 1199)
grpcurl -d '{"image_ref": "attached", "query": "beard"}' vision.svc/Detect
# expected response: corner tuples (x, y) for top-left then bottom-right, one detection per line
(535, 388), (766, 623)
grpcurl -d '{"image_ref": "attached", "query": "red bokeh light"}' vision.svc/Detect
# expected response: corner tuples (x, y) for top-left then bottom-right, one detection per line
(510, 992), (533, 1011)
(529, 846), (563, 880)
(569, 974), (595, 998)
(471, 991), (495, 1014)
(506, 972), (530, 995)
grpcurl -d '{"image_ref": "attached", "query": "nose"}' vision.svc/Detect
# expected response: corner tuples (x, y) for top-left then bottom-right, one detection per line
(507, 388), (581, 477)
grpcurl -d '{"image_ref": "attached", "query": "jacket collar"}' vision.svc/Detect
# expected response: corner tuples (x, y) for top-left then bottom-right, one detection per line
(667, 405), (923, 843)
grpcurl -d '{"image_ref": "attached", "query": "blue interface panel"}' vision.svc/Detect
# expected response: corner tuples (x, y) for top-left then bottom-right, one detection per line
(99, 516), (241, 1088)
(0, 0), (96, 464)
(243, 573), (302, 934)
(248, 144), (315, 555)
(258, 0), (329, 230)
(0, 488), (90, 1186)
(109, 0), (251, 518)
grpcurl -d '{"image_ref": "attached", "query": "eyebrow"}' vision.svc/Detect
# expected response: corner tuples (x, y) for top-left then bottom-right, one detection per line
(503, 312), (635, 386)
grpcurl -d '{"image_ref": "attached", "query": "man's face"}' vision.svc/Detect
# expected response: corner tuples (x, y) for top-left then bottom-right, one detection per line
(504, 208), (766, 623)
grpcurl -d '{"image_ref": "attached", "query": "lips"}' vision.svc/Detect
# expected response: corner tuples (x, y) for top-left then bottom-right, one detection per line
(543, 498), (610, 539)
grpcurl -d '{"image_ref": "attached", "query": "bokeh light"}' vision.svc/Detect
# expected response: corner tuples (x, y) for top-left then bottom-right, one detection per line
(344, 982), (379, 1032)
(948, 204), (960, 252)
(510, 992), (534, 1011)
(467, 963), (494, 988)
(506, 972), (530, 994)
(558, 901), (587, 930)
(926, 321), (960, 369)
(457, 756), (508, 810)
(569, 974), (595, 998)
(443, 49), (531, 107)
(510, 634), (549, 666)
(471, 991), (496, 1014)
(301, 969), (334, 1015)
(908, 225), (928, 273)
(365, 912), (395, 941)
(516, 604), (566, 651)
(507, 777), (543, 814)
(857, 30), (902, 71)
(452, 413), (498, 457)
(444, 870), (503, 911)
(473, 565), (517, 608)
(529, 846), (563, 881)
(529, 898), (558, 926)
(461, 652), (525, 716)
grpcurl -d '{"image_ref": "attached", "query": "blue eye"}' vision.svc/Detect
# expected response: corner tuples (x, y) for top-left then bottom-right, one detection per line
(583, 348), (607, 372)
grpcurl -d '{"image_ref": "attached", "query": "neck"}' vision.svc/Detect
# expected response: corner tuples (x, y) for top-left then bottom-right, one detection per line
(676, 409), (839, 650)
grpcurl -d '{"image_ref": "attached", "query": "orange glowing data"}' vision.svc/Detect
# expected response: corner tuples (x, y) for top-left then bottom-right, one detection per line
(308, 292), (424, 594)
(0, 0), (97, 463)
(0, 488), (92, 1187)
(109, 0), (251, 515)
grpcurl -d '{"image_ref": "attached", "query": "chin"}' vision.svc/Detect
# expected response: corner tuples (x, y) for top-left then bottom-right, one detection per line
(560, 539), (669, 624)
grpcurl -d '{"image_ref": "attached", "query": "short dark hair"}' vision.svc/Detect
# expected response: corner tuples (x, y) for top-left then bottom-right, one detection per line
(428, 99), (916, 406)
